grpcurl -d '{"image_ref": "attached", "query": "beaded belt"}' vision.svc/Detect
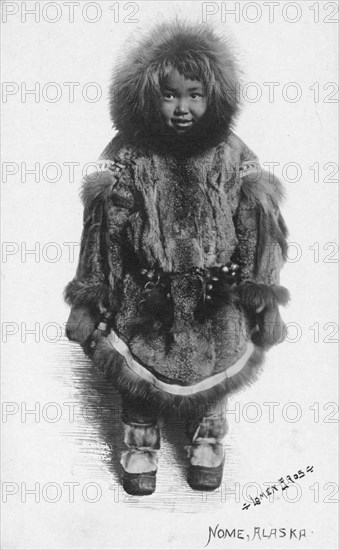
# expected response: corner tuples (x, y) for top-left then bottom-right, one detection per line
(138, 261), (240, 311)
(89, 261), (241, 349)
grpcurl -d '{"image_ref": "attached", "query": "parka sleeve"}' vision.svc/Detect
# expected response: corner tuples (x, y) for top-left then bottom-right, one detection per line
(64, 160), (136, 315)
(233, 159), (290, 314)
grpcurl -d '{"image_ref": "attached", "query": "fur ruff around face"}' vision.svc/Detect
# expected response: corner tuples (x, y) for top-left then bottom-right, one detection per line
(110, 21), (241, 144)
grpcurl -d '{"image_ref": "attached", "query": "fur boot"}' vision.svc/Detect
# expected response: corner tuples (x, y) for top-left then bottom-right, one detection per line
(186, 407), (228, 491)
(120, 402), (160, 495)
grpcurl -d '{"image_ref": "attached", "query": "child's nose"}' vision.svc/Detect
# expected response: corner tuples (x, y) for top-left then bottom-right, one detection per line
(174, 98), (189, 114)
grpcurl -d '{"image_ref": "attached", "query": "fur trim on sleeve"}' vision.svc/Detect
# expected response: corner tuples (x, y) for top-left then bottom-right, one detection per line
(63, 279), (109, 309)
(80, 162), (124, 209)
(64, 158), (136, 311)
(81, 160), (135, 214)
(237, 282), (290, 311)
(240, 165), (289, 263)
(240, 163), (285, 212)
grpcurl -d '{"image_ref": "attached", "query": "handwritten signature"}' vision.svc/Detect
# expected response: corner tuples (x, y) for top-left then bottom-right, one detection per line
(241, 465), (314, 510)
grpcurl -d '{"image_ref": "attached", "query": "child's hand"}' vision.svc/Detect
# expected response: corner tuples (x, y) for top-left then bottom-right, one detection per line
(65, 305), (97, 344)
(251, 305), (285, 349)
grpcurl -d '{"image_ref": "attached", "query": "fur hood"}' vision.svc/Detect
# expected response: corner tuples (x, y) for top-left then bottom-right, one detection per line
(109, 20), (241, 142)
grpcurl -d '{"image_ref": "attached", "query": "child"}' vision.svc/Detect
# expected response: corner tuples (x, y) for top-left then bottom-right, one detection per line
(65, 21), (289, 496)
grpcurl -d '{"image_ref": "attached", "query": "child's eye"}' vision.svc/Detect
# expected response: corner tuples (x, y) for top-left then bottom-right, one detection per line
(190, 93), (203, 100)
(162, 91), (175, 100)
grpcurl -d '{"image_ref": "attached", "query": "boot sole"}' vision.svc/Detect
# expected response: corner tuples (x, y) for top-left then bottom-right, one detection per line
(187, 460), (225, 491)
(122, 470), (157, 496)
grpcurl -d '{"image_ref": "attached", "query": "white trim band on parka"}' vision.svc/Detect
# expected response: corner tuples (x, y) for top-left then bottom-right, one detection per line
(106, 329), (255, 396)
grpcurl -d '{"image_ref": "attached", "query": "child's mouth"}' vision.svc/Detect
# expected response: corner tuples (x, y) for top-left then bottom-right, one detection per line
(172, 119), (193, 131)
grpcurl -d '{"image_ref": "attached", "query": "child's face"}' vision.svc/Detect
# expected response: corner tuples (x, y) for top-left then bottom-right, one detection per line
(159, 69), (207, 136)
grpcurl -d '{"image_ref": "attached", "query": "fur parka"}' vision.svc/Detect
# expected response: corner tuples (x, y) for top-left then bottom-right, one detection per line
(65, 22), (289, 416)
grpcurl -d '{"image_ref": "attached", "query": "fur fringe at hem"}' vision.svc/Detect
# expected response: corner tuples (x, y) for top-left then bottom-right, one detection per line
(92, 339), (265, 417)
(237, 283), (290, 311)
(64, 279), (109, 309)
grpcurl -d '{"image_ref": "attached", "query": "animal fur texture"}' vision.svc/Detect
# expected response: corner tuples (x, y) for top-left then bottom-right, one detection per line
(109, 20), (241, 142)
(65, 21), (289, 414)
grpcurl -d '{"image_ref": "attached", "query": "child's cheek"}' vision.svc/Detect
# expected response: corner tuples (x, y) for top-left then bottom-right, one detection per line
(196, 100), (208, 119)
(160, 102), (173, 119)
